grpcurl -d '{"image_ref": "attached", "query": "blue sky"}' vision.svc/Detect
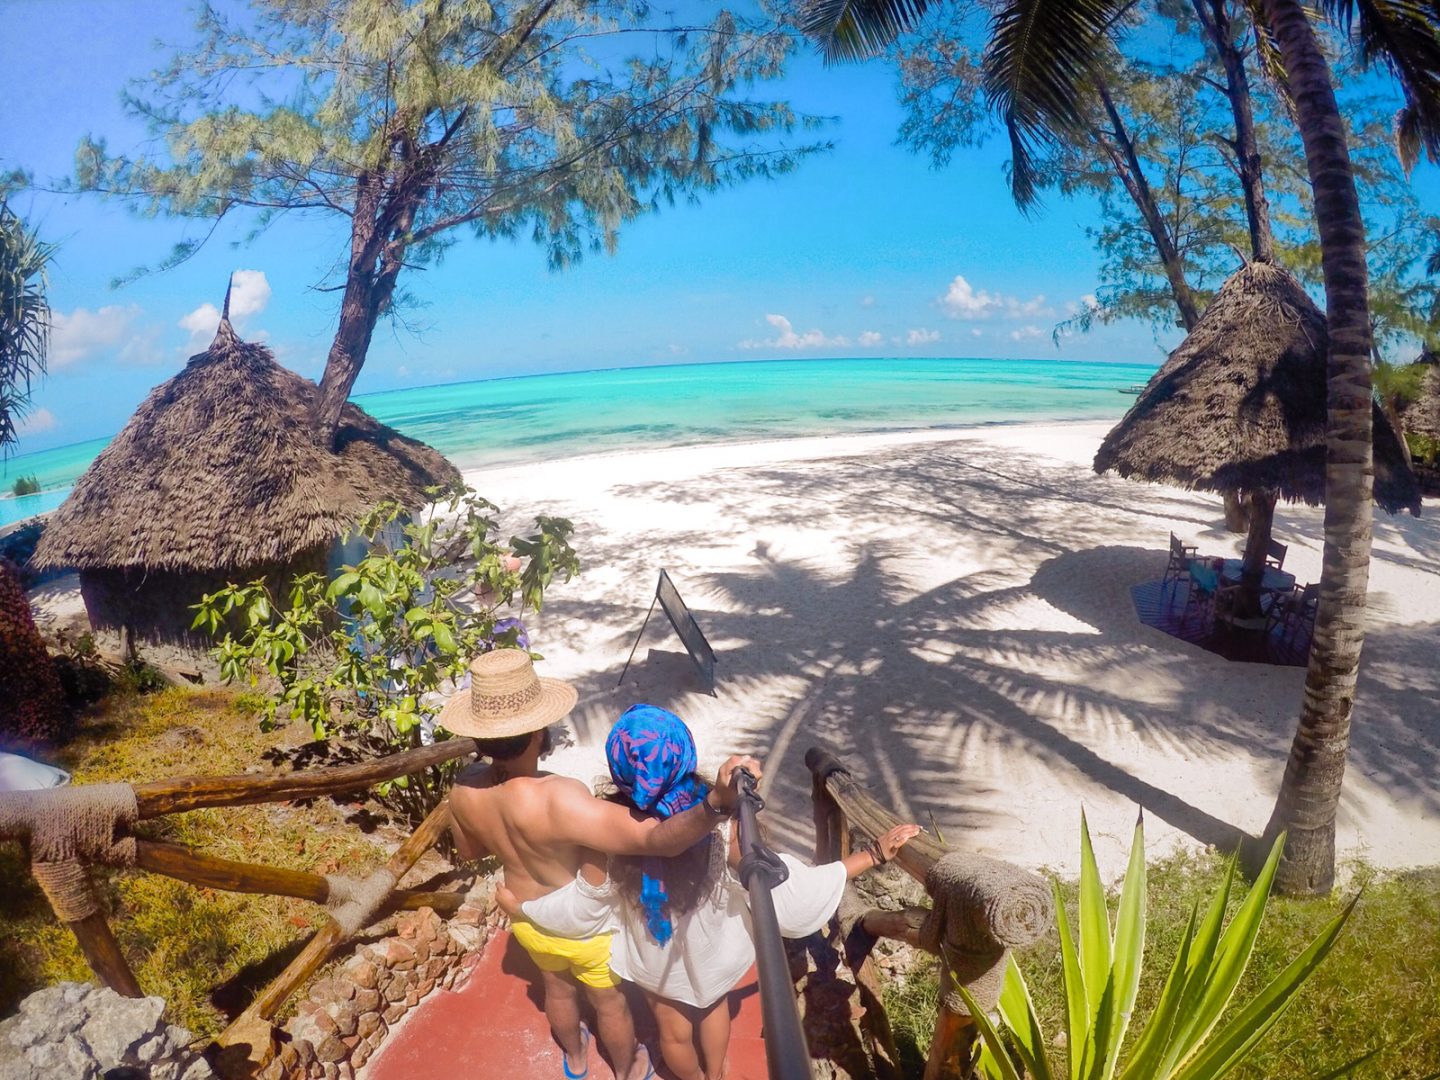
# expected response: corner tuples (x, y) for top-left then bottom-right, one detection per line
(1, 0), (1435, 455)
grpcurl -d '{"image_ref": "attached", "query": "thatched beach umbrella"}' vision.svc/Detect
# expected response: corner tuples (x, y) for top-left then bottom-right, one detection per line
(1095, 261), (1420, 612)
(32, 301), (460, 649)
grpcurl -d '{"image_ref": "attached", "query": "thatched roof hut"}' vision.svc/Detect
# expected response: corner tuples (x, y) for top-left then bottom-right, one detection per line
(1095, 262), (1421, 515)
(32, 313), (460, 646)
(1397, 350), (1440, 445)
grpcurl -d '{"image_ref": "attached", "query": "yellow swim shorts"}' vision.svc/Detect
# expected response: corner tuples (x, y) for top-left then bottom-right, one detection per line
(511, 919), (619, 990)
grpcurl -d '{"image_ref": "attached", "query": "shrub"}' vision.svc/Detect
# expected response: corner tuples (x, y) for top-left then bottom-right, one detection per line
(9, 474), (40, 496)
(0, 557), (69, 748)
(193, 487), (579, 816)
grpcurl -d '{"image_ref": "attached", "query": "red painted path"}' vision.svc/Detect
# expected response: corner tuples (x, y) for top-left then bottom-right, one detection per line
(365, 930), (770, 1079)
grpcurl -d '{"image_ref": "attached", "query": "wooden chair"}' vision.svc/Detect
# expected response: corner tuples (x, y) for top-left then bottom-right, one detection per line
(1183, 559), (1220, 628)
(1266, 582), (1319, 645)
(1265, 539), (1288, 570)
(1164, 532), (1198, 599)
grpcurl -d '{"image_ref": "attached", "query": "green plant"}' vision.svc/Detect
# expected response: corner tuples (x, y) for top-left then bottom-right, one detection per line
(9, 474), (39, 496)
(193, 487), (579, 813)
(962, 815), (1357, 1080)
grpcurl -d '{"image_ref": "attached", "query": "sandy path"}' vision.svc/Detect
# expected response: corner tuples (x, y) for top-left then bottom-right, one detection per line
(459, 421), (1439, 880)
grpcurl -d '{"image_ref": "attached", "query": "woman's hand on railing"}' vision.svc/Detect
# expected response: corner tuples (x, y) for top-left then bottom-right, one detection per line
(876, 823), (922, 863)
(843, 823), (921, 879)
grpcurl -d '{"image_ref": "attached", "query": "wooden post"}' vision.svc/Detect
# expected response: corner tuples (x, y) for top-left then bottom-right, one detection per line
(811, 764), (849, 864)
(922, 1007), (974, 1080)
(70, 907), (144, 999)
(805, 747), (947, 886)
(218, 797), (454, 1051)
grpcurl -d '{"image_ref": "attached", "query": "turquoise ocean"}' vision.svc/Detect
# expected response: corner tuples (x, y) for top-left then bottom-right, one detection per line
(0, 356), (1155, 530)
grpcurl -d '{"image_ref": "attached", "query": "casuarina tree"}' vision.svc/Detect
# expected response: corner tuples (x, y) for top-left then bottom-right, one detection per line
(0, 202), (68, 747)
(75, 0), (822, 447)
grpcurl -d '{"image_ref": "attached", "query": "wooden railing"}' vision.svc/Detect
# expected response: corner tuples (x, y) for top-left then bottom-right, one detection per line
(806, 747), (1054, 1080)
(4, 734), (1052, 1079)
(0, 737), (483, 1065)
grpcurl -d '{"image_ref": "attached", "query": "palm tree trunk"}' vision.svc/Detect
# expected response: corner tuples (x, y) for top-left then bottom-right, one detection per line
(1259, 0), (1376, 895)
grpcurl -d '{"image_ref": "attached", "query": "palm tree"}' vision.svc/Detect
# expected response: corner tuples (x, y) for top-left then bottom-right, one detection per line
(802, 0), (1440, 893)
(0, 201), (68, 748)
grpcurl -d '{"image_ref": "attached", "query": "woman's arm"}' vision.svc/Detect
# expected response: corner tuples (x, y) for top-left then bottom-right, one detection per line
(840, 824), (921, 879)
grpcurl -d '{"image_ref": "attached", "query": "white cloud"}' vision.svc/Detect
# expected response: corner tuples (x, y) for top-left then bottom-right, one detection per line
(739, 313), (848, 351)
(1009, 325), (1044, 341)
(906, 328), (941, 346)
(860, 295), (876, 308)
(396, 365), (411, 378)
(667, 343), (690, 356)
(50, 305), (143, 367)
(939, 274), (1053, 321)
(17, 407), (56, 436)
(858, 330), (883, 346)
(971, 328), (984, 337)
(179, 269), (272, 349)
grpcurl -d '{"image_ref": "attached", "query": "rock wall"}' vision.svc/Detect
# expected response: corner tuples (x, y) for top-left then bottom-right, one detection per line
(0, 982), (214, 1080)
(265, 888), (498, 1079)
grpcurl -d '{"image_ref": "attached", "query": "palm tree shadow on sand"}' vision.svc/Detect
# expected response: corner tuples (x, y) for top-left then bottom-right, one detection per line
(545, 437), (1440, 873)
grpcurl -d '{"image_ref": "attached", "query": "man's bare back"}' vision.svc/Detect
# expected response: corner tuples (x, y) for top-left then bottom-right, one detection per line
(449, 753), (760, 903)
(450, 765), (597, 901)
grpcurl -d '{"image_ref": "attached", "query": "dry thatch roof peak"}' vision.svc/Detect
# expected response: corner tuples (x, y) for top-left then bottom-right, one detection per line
(1094, 261), (1421, 515)
(33, 318), (460, 573)
(1399, 352), (1440, 445)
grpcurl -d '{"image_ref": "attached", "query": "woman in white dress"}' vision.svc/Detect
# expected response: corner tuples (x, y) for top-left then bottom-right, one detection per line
(510, 705), (919, 1080)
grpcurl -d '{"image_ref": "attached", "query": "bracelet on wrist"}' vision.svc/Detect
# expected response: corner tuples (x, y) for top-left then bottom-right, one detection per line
(702, 792), (726, 817)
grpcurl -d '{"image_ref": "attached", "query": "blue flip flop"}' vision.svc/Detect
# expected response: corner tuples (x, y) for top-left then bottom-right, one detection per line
(563, 1023), (590, 1080)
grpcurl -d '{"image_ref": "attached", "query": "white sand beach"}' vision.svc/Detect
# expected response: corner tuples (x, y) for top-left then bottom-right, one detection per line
(466, 420), (1440, 881)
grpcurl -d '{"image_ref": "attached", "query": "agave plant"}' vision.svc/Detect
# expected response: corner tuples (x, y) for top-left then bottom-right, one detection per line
(958, 814), (1358, 1080)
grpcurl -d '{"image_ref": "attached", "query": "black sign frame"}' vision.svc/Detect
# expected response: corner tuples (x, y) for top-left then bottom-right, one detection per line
(617, 569), (717, 691)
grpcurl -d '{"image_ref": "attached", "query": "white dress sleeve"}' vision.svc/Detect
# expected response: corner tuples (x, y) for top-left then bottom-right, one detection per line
(520, 871), (619, 939)
(770, 856), (847, 938)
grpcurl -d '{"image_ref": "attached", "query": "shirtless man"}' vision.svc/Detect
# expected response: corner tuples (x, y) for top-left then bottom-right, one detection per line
(442, 649), (758, 1080)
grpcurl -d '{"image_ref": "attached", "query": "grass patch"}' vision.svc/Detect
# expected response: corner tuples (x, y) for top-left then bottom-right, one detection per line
(0, 687), (390, 1038)
(884, 847), (1440, 1078)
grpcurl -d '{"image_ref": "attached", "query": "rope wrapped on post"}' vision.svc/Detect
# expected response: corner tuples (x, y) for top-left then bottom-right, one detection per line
(324, 869), (400, 937)
(918, 852), (1053, 1015)
(0, 784), (139, 921)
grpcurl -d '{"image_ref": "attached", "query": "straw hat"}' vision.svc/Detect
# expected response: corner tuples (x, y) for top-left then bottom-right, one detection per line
(436, 648), (577, 738)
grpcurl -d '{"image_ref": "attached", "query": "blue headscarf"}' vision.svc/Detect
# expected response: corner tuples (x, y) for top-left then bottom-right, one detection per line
(605, 704), (708, 946)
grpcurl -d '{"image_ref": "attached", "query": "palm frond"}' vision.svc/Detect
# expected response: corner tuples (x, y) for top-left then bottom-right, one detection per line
(799, 0), (935, 63)
(981, 0), (1135, 209)
(1318, 0), (1440, 172)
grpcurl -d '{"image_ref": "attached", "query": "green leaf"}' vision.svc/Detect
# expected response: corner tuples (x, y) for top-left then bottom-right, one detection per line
(1054, 877), (1093, 1080)
(1100, 813), (1147, 1080)
(1118, 904), (1198, 1080)
(1172, 836), (1287, 1067)
(955, 982), (1024, 1080)
(998, 957), (1056, 1080)
(1155, 850), (1240, 1075)
(1170, 892), (1358, 1080)
(326, 571), (361, 600)
(1077, 810), (1114, 1064)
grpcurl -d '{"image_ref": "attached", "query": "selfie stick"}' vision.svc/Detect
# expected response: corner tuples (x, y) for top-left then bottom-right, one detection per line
(733, 767), (814, 1080)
